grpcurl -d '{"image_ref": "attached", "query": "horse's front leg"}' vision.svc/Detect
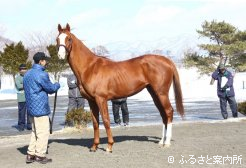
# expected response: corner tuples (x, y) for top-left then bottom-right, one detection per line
(95, 97), (114, 152)
(88, 100), (100, 152)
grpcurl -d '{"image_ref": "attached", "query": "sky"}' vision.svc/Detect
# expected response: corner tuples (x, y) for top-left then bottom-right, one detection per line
(0, 0), (246, 51)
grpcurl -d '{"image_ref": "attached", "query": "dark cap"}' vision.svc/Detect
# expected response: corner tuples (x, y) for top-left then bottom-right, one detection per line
(218, 64), (225, 70)
(33, 52), (49, 63)
(19, 64), (27, 70)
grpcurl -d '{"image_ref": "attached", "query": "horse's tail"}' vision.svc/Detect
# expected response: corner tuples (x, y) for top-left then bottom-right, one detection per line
(173, 66), (184, 118)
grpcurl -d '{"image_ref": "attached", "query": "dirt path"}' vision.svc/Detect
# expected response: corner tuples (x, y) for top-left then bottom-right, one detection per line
(0, 119), (245, 168)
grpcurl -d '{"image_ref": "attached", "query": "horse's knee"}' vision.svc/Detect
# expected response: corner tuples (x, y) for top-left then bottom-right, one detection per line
(93, 122), (99, 129)
(102, 119), (111, 128)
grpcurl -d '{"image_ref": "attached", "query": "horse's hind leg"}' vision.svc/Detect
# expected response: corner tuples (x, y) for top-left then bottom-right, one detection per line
(158, 94), (173, 147)
(95, 97), (114, 152)
(147, 86), (173, 147)
(88, 100), (100, 152)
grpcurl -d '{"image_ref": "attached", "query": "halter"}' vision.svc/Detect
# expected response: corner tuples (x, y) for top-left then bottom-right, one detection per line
(57, 34), (73, 55)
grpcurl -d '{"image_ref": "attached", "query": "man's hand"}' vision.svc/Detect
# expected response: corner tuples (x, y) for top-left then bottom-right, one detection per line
(221, 86), (227, 92)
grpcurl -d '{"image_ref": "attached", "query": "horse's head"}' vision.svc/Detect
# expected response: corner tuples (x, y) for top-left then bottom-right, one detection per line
(57, 23), (73, 59)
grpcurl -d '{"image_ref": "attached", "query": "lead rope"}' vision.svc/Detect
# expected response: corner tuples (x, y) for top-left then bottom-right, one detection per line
(46, 75), (60, 154)
(50, 75), (60, 134)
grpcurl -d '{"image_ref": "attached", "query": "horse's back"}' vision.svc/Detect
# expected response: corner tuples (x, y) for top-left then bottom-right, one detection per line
(132, 54), (175, 74)
(106, 54), (175, 82)
(126, 54), (174, 70)
(120, 54), (176, 89)
(89, 54), (176, 98)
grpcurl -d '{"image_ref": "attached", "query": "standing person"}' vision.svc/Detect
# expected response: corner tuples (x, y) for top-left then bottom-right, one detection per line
(23, 52), (60, 164)
(211, 64), (238, 119)
(111, 98), (129, 126)
(67, 73), (85, 112)
(15, 64), (32, 131)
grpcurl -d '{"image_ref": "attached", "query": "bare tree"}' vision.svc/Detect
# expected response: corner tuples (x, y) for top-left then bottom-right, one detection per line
(22, 30), (56, 60)
(152, 49), (163, 55)
(91, 45), (109, 57)
(0, 36), (12, 51)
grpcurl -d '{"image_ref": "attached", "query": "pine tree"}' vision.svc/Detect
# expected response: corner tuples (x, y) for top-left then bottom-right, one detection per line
(183, 20), (246, 75)
(0, 42), (31, 81)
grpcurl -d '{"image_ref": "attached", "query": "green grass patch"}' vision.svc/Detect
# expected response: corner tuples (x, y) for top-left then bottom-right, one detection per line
(238, 101), (246, 116)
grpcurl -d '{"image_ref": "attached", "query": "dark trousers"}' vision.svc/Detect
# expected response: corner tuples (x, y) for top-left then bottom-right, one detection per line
(18, 102), (31, 129)
(67, 97), (85, 112)
(112, 101), (129, 124)
(219, 96), (238, 119)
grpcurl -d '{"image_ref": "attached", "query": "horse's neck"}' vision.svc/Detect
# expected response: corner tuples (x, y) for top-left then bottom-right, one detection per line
(68, 35), (96, 72)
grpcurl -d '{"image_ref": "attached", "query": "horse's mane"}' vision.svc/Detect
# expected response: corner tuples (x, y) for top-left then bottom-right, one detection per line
(69, 31), (113, 62)
(78, 39), (112, 61)
(97, 55), (111, 60)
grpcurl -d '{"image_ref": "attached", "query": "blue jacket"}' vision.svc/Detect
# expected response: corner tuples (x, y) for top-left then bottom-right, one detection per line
(212, 69), (235, 98)
(23, 64), (60, 117)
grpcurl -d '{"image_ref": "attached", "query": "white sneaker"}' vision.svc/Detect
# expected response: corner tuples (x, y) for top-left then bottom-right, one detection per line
(114, 123), (121, 127)
(124, 123), (129, 127)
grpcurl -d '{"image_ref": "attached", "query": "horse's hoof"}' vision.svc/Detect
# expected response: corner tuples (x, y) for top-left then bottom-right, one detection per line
(89, 148), (96, 152)
(106, 148), (113, 153)
(163, 144), (171, 148)
(158, 138), (164, 145)
(89, 146), (98, 152)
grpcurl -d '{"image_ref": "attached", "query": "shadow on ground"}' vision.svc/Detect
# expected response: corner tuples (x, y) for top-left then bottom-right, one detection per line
(17, 135), (161, 154)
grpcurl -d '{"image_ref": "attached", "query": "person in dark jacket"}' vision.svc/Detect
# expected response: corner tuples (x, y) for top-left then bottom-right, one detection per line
(67, 74), (85, 112)
(211, 64), (238, 119)
(111, 98), (129, 126)
(23, 52), (60, 164)
(15, 64), (31, 131)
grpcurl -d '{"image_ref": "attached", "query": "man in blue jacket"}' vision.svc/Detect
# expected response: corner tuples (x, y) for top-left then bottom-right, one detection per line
(23, 52), (60, 164)
(211, 64), (238, 119)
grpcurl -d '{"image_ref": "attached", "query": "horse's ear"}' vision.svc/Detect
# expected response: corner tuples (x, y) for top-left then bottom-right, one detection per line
(58, 24), (62, 32)
(66, 23), (70, 32)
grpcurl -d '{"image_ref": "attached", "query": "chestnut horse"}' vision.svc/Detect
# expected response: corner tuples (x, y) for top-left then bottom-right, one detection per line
(57, 24), (184, 152)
